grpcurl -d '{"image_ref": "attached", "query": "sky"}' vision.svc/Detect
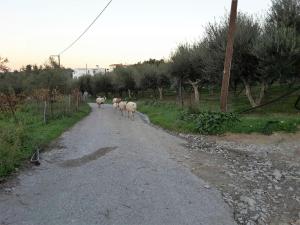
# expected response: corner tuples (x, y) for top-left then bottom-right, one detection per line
(0, 0), (271, 70)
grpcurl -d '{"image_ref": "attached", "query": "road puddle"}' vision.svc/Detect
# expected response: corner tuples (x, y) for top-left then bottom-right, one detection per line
(60, 147), (117, 168)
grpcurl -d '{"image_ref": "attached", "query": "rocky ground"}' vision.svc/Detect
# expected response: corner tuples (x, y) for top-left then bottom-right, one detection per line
(168, 132), (300, 225)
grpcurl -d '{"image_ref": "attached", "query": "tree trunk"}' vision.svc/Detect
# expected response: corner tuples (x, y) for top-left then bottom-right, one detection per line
(43, 101), (47, 124)
(242, 79), (266, 108)
(178, 78), (183, 107)
(158, 87), (163, 100)
(191, 83), (200, 104)
(128, 89), (132, 98)
(256, 81), (266, 106)
(242, 79), (258, 107)
(188, 80), (200, 105)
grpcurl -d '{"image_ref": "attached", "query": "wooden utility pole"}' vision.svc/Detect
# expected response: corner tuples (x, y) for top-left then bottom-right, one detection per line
(220, 0), (238, 112)
(50, 55), (60, 67)
(58, 55), (60, 67)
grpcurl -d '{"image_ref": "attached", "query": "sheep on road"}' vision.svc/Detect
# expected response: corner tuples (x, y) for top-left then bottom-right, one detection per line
(96, 97), (106, 108)
(126, 101), (137, 120)
(118, 101), (127, 116)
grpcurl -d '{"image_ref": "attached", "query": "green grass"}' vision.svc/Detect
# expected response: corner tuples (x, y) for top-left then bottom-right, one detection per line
(138, 101), (196, 132)
(138, 100), (300, 135)
(0, 103), (91, 178)
(228, 114), (300, 134)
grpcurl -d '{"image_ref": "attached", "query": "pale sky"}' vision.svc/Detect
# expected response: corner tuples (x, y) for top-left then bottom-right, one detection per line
(0, 0), (271, 70)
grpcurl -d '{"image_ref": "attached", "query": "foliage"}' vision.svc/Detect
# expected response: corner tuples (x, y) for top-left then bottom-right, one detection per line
(0, 56), (9, 72)
(114, 66), (136, 92)
(268, 0), (300, 32)
(0, 60), (73, 95)
(178, 110), (240, 134)
(157, 63), (171, 89)
(0, 103), (90, 178)
(194, 112), (239, 134)
(92, 74), (113, 96)
(76, 74), (93, 94)
(228, 116), (300, 134)
(261, 0), (300, 85)
(140, 64), (158, 91)
(0, 124), (26, 176)
(0, 92), (21, 121)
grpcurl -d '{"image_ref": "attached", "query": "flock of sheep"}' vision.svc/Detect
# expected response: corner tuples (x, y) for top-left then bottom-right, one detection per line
(96, 97), (137, 120)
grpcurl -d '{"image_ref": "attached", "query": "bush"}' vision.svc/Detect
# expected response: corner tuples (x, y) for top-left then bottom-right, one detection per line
(178, 110), (240, 134)
(0, 102), (91, 178)
(261, 120), (298, 135)
(0, 124), (26, 176)
(178, 110), (198, 121)
(195, 112), (240, 134)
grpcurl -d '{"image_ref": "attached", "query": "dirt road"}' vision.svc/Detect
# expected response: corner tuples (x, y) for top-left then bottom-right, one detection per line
(0, 104), (236, 225)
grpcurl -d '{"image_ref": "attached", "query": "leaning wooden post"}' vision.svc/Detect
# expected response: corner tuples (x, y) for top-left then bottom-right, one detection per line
(220, 0), (238, 112)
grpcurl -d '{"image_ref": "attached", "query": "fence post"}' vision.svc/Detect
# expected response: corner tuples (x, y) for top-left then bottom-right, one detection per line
(43, 100), (47, 124)
(68, 94), (71, 113)
(76, 93), (79, 111)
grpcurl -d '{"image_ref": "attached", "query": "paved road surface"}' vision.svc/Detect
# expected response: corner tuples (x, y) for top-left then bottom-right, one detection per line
(0, 104), (236, 225)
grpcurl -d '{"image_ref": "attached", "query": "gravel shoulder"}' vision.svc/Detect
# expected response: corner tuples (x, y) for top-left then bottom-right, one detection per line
(168, 132), (300, 225)
(0, 104), (236, 225)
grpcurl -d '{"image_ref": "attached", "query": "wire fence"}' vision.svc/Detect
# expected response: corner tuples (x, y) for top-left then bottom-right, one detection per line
(0, 88), (87, 123)
(132, 84), (300, 114)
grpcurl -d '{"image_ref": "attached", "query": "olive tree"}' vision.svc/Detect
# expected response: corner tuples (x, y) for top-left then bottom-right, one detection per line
(170, 45), (191, 106)
(0, 57), (9, 72)
(156, 63), (170, 100)
(170, 43), (207, 105)
(204, 13), (270, 107)
(92, 74), (113, 96)
(114, 66), (136, 98)
(140, 64), (158, 97)
(261, 0), (300, 86)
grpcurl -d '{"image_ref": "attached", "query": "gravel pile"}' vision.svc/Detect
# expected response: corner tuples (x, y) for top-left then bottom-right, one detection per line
(179, 134), (300, 225)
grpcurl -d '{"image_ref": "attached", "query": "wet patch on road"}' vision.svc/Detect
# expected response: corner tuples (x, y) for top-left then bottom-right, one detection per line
(60, 147), (117, 168)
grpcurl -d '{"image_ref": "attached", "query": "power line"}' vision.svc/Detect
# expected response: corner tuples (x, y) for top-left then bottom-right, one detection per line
(58, 0), (113, 55)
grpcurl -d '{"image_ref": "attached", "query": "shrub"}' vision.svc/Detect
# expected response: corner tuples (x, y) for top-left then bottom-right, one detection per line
(178, 110), (198, 122)
(178, 110), (240, 134)
(195, 112), (240, 134)
(0, 124), (26, 176)
(261, 120), (298, 135)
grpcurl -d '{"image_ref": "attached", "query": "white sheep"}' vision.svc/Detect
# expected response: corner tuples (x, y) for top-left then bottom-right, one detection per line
(112, 98), (122, 104)
(96, 96), (106, 108)
(118, 101), (127, 115)
(112, 102), (118, 110)
(126, 101), (137, 120)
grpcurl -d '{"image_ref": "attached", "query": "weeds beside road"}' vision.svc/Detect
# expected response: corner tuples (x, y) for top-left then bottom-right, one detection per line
(0, 103), (90, 178)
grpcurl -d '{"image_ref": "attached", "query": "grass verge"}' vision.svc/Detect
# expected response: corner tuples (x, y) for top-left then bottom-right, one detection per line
(138, 100), (300, 135)
(0, 103), (91, 178)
